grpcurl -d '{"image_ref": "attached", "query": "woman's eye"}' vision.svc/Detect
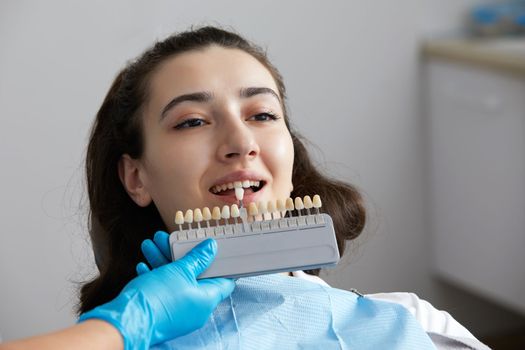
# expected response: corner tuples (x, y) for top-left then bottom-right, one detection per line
(249, 112), (280, 122)
(174, 118), (207, 130)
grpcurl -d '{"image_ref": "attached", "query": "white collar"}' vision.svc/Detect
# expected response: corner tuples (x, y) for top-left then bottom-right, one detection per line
(291, 270), (331, 287)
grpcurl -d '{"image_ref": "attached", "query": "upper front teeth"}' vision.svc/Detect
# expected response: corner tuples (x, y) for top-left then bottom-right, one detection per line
(212, 180), (260, 194)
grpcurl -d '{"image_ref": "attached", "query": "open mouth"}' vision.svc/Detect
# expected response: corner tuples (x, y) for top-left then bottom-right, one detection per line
(209, 180), (266, 196)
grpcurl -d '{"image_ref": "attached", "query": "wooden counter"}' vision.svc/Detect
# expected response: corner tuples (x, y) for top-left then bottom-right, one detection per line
(422, 38), (525, 76)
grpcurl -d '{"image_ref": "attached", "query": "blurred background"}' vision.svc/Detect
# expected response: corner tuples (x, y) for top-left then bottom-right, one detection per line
(1, 0), (524, 348)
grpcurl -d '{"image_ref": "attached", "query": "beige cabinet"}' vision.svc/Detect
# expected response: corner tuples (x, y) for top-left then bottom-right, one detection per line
(424, 47), (525, 314)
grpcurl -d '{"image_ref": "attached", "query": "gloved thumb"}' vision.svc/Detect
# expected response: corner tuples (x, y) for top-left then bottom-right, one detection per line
(177, 238), (217, 278)
(198, 278), (236, 304)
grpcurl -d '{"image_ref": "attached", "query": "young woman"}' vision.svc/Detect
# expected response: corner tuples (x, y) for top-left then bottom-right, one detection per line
(78, 26), (488, 349)
(80, 25), (365, 312)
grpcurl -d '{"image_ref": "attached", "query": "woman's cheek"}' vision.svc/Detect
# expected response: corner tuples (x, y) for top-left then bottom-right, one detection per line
(144, 138), (202, 195)
(274, 132), (294, 167)
(260, 131), (294, 179)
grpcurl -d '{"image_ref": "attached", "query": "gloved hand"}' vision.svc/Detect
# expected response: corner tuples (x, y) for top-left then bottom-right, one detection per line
(79, 238), (235, 350)
(136, 231), (172, 275)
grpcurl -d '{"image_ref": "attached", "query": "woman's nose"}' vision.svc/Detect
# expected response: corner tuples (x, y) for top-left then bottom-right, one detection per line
(216, 120), (260, 163)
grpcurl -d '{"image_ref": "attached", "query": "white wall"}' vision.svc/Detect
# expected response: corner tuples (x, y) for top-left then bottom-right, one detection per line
(0, 0), (499, 341)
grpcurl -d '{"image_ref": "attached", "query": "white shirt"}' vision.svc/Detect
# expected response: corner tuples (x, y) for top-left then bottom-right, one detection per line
(292, 271), (491, 350)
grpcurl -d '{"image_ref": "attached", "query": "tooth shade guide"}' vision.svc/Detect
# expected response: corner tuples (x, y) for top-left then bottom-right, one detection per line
(275, 199), (286, 220)
(231, 204), (240, 224)
(235, 187), (244, 201)
(211, 206), (221, 219)
(194, 208), (203, 229)
(284, 198), (294, 217)
(169, 197), (338, 280)
(221, 205), (230, 225)
(267, 200), (276, 220)
(231, 204), (240, 217)
(257, 201), (268, 220)
(312, 194), (322, 215)
(276, 199), (285, 212)
(202, 207), (212, 228)
(172, 195), (325, 237)
(294, 197), (304, 216)
(210, 206), (220, 227)
(303, 196), (313, 215)
(184, 209), (193, 229)
(175, 210), (184, 231)
(248, 202), (258, 217)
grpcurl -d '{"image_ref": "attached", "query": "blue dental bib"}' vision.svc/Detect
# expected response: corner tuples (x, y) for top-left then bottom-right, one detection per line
(152, 274), (436, 350)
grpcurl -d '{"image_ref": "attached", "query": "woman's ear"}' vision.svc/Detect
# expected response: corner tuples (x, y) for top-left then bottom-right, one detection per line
(118, 154), (153, 207)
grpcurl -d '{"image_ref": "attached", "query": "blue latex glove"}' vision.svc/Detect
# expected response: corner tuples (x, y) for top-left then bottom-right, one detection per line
(136, 231), (172, 275)
(79, 238), (235, 350)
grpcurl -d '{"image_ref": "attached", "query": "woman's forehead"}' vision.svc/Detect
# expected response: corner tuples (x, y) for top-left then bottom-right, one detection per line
(148, 46), (279, 103)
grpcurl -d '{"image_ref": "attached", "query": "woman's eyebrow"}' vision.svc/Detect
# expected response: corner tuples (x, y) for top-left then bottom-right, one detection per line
(160, 87), (280, 120)
(160, 91), (213, 119)
(240, 87), (281, 103)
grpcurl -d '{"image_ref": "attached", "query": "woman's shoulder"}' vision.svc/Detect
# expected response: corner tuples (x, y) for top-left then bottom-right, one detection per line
(366, 292), (474, 338)
(366, 292), (490, 349)
(292, 271), (490, 349)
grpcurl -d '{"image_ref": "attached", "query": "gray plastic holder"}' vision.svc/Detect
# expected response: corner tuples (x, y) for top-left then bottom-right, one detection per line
(169, 213), (339, 279)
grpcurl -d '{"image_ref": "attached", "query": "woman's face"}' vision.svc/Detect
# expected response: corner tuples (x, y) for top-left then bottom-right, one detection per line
(121, 46), (294, 231)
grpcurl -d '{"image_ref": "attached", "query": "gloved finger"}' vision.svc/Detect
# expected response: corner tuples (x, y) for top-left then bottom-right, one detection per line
(136, 262), (151, 275)
(153, 231), (171, 260)
(141, 239), (170, 268)
(177, 238), (217, 278)
(198, 278), (236, 303)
